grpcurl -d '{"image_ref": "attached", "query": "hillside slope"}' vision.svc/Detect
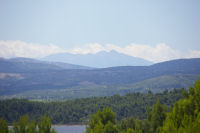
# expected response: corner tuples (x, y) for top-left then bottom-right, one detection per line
(0, 57), (92, 73)
(0, 58), (200, 99)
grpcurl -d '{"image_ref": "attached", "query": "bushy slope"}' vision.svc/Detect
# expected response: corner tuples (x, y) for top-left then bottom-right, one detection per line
(0, 89), (183, 124)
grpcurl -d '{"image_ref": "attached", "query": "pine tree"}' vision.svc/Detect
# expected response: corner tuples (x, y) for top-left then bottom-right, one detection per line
(161, 78), (200, 133)
(86, 107), (117, 133)
(0, 118), (8, 133)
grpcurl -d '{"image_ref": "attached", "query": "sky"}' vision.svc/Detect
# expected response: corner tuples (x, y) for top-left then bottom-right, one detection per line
(0, 0), (200, 62)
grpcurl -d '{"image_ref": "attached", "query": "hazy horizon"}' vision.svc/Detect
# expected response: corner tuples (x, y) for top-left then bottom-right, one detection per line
(0, 0), (200, 63)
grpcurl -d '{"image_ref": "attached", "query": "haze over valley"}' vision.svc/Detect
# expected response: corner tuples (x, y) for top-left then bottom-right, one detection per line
(0, 56), (200, 100)
(0, 1), (200, 133)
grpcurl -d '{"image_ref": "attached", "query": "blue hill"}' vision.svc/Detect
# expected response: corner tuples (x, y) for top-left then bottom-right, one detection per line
(42, 50), (153, 68)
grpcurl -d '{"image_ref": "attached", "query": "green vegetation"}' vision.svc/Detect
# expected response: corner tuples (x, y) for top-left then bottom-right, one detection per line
(161, 78), (200, 133)
(0, 88), (183, 124)
(86, 107), (118, 133)
(0, 118), (8, 133)
(1, 78), (200, 133)
(0, 115), (56, 133)
(86, 78), (200, 133)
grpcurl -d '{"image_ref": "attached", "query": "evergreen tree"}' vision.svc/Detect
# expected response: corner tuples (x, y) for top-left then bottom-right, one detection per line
(161, 78), (200, 133)
(104, 121), (118, 133)
(38, 115), (57, 133)
(0, 118), (8, 133)
(27, 120), (37, 133)
(10, 115), (57, 133)
(12, 115), (29, 133)
(150, 100), (166, 132)
(86, 107), (117, 133)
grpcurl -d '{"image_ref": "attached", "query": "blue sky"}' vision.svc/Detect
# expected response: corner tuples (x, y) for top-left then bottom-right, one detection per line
(0, 0), (200, 62)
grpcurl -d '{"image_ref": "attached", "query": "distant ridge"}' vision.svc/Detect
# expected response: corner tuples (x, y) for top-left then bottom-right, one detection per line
(0, 58), (200, 99)
(42, 50), (153, 68)
(0, 57), (93, 73)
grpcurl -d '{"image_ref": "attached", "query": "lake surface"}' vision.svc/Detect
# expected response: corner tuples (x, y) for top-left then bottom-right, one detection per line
(53, 125), (86, 133)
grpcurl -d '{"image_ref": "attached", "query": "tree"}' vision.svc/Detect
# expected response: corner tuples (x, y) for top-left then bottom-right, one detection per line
(86, 107), (117, 133)
(104, 121), (118, 133)
(118, 116), (136, 131)
(38, 115), (57, 133)
(0, 118), (8, 133)
(161, 78), (200, 133)
(150, 100), (167, 132)
(27, 120), (37, 133)
(12, 115), (29, 133)
(117, 117), (143, 133)
(126, 128), (134, 133)
(10, 115), (57, 133)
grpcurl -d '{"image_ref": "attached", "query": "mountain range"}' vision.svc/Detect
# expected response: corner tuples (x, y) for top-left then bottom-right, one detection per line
(0, 57), (92, 73)
(0, 57), (200, 100)
(42, 50), (153, 68)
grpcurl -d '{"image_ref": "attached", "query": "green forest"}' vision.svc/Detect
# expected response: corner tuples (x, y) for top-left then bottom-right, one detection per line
(86, 78), (200, 133)
(1, 78), (200, 133)
(0, 89), (183, 124)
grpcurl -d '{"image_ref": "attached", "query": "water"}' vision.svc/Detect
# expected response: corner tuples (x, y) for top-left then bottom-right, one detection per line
(54, 125), (86, 133)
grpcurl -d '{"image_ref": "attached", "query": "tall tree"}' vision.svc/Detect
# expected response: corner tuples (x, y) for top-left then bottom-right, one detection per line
(150, 100), (167, 132)
(0, 118), (8, 133)
(38, 115), (57, 133)
(12, 115), (29, 133)
(86, 107), (118, 133)
(161, 78), (200, 133)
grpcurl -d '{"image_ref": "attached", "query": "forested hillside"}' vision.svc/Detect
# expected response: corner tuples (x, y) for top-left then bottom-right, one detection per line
(0, 88), (183, 124)
(86, 78), (200, 133)
(1, 78), (200, 133)
(0, 58), (200, 100)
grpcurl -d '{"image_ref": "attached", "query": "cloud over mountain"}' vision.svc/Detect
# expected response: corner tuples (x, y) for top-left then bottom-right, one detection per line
(68, 43), (200, 62)
(0, 40), (66, 58)
(0, 40), (200, 63)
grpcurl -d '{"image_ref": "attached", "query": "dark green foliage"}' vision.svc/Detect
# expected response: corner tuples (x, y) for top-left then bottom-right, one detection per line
(1, 78), (200, 133)
(115, 78), (200, 133)
(38, 115), (55, 133)
(0, 89), (183, 124)
(11, 115), (57, 133)
(150, 100), (167, 132)
(118, 117), (136, 131)
(104, 121), (118, 133)
(87, 77), (200, 133)
(161, 78), (200, 132)
(27, 120), (37, 133)
(86, 107), (118, 133)
(117, 117), (143, 133)
(0, 118), (8, 133)
(13, 115), (29, 133)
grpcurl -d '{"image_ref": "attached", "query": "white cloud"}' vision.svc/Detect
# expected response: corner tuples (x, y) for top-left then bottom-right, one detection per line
(186, 50), (200, 58)
(67, 43), (200, 63)
(107, 43), (182, 62)
(0, 40), (66, 58)
(0, 40), (200, 63)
